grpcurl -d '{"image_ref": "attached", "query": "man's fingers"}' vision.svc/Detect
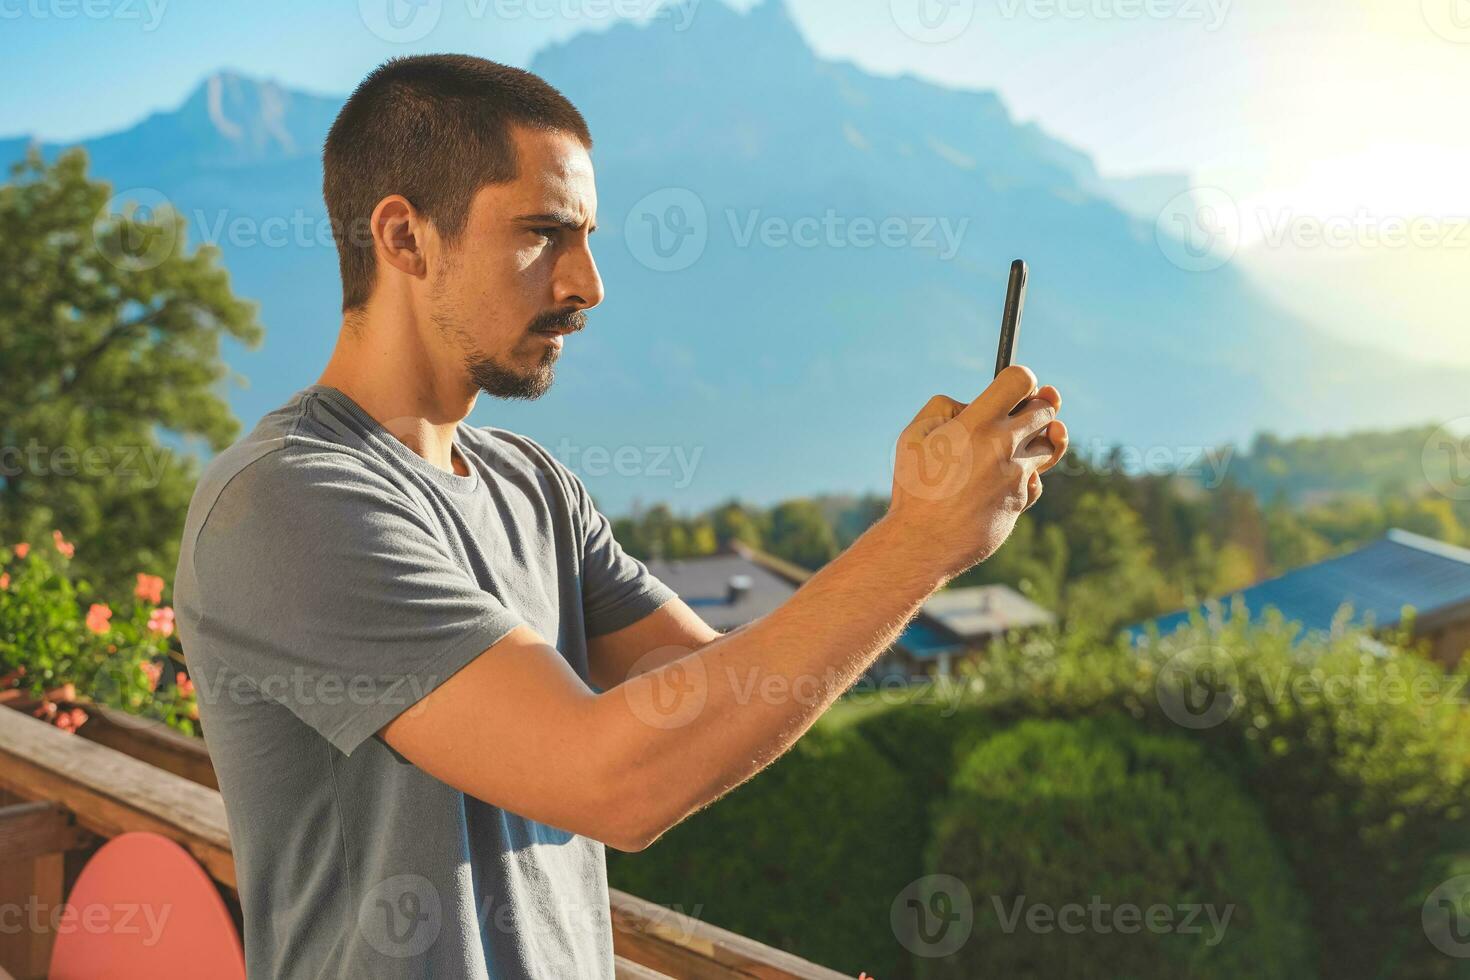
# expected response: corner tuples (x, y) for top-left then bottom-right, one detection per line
(1024, 470), (1044, 510)
(956, 365), (1037, 430)
(1025, 420), (1068, 474)
(1007, 398), (1058, 450)
(904, 394), (967, 442)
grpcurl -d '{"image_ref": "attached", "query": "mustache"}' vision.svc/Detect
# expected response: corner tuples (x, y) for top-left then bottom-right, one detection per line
(529, 309), (587, 334)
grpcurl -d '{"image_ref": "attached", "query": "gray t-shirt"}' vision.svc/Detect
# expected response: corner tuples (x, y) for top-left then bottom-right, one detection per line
(173, 383), (676, 979)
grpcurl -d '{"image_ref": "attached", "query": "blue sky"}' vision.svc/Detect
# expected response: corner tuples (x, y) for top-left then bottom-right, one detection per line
(5, 0), (1468, 364)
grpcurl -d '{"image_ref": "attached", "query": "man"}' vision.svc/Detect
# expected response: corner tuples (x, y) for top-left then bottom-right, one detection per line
(174, 54), (1067, 979)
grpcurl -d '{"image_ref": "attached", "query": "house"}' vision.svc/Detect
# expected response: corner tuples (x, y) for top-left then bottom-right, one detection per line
(1129, 529), (1470, 665)
(646, 541), (1055, 681)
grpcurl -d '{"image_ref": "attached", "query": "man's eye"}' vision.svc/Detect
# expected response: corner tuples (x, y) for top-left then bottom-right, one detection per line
(532, 228), (557, 241)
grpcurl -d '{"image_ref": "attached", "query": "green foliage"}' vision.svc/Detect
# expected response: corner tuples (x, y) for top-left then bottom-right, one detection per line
(0, 534), (196, 734)
(606, 726), (926, 979)
(765, 499), (839, 570)
(961, 618), (1470, 978)
(0, 149), (262, 595)
(923, 714), (1314, 979)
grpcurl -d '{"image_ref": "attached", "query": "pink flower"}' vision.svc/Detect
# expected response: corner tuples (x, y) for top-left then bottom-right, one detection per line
(135, 573), (165, 605)
(55, 707), (87, 734)
(85, 603), (112, 634)
(147, 606), (175, 638)
(175, 672), (195, 699)
(0, 573), (8, 590)
(52, 530), (74, 559)
(12, 543), (28, 559)
(139, 661), (163, 691)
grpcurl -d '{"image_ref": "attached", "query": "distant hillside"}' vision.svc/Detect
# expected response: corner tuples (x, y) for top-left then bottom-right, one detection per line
(1215, 425), (1457, 503)
(4, 0), (1466, 514)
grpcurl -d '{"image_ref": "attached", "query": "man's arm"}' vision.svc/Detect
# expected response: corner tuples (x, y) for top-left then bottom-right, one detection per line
(382, 366), (1067, 852)
(586, 596), (721, 691)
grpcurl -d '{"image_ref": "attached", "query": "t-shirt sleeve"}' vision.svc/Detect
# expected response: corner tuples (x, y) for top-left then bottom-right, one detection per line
(555, 462), (677, 638)
(186, 450), (524, 756)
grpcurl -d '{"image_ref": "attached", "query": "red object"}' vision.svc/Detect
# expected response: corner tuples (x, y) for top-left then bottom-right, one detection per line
(48, 832), (245, 980)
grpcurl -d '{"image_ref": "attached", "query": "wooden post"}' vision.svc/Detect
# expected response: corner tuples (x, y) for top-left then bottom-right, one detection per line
(0, 801), (98, 980)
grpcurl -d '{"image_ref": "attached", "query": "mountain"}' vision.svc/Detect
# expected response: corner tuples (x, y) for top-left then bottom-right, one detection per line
(4, 0), (1465, 515)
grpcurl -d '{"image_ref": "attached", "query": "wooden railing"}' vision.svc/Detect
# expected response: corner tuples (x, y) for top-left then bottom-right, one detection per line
(0, 705), (848, 980)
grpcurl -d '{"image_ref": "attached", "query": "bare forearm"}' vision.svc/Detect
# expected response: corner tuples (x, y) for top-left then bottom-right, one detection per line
(594, 514), (944, 847)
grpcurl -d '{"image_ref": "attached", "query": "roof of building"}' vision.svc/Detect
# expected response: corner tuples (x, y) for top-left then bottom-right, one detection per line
(643, 550), (797, 633)
(647, 543), (1053, 659)
(1131, 529), (1470, 640)
(922, 585), (1057, 640)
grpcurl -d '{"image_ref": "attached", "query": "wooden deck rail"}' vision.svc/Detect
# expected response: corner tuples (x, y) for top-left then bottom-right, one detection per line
(0, 705), (848, 980)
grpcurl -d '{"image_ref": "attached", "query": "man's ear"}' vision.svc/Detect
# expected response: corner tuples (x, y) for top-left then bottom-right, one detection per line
(370, 195), (427, 283)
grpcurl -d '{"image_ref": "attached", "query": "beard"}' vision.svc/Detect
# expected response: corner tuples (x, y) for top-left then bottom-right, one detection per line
(430, 267), (585, 401)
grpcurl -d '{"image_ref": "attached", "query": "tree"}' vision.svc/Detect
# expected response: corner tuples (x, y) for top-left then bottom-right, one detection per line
(766, 499), (839, 571)
(0, 149), (262, 594)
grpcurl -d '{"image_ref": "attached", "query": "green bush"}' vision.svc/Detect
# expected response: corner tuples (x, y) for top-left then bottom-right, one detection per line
(922, 714), (1314, 978)
(963, 615), (1470, 978)
(607, 725), (926, 978)
(0, 533), (196, 734)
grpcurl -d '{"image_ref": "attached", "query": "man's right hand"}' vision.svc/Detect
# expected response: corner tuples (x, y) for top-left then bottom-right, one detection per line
(887, 365), (1068, 582)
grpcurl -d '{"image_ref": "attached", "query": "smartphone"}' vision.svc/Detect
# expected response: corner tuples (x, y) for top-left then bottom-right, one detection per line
(994, 258), (1027, 378)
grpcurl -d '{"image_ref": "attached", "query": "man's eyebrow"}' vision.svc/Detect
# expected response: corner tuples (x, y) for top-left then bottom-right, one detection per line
(513, 211), (597, 232)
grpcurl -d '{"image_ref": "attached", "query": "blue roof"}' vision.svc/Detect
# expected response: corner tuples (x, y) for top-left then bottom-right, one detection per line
(1130, 529), (1470, 641)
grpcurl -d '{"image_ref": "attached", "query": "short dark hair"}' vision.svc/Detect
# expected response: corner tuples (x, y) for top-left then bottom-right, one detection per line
(323, 54), (592, 311)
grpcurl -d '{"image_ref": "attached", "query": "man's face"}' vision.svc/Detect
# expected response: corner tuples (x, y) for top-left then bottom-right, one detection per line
(428, 125), (602, 400)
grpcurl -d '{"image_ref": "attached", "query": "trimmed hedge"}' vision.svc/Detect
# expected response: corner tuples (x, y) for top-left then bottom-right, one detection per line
(606, 725), (926, 978)
(921, 714), (1314, 978)
(963, 615), (1470, 978)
